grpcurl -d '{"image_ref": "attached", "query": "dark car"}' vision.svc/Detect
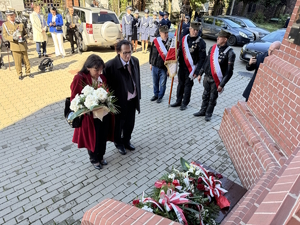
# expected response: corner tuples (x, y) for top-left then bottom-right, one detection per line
(220, 16), (270, 40)
(239, 28), (286, 62)
(201, 16), (254, 46)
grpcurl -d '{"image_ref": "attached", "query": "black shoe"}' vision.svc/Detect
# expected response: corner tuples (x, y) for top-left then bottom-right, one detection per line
(44, 54), (48, 57)
(116, 145), (127, 155)
(151, 96), (158, 101)
(92, 163), (102, 170)
(180, 105), (187, 110)
(170, 102), (181, 107)
(205, 116), (211, 122)
(29, 74), (34, 78)
(38, 55), (41, 58)
(71, 51), (75, 54)
(193, 111), (206, 117)
(19, 76), (23, 80)
(100, 159), (108, 165)
(124, 142), (135, 151)
(156, 98), (162, 103)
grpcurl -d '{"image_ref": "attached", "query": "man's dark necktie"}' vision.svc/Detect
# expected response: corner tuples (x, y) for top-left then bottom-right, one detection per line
(125, 64), (134, 94)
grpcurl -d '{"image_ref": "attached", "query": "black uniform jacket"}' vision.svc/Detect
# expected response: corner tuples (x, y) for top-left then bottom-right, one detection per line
(200, 44), (236, 88)
(178, 35), (206, 75)
(104, 55), (141, 115)
(149, 37), (171, 69)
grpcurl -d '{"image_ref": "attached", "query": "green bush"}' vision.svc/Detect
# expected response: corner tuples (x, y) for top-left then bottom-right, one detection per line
(252, 11), (265, 24)
(279, 13), (289, 27)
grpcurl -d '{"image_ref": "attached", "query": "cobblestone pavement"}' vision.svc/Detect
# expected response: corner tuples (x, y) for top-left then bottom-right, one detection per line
(0, 37), (252, 224)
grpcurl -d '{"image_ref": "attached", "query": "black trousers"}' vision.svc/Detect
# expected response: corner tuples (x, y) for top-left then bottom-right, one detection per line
(88, 115), (110, 163)
(176, 68), (194, 106)
(114, 98), (136, 146)
(68, 28), (80, 52)
(200, 76), (218, 117)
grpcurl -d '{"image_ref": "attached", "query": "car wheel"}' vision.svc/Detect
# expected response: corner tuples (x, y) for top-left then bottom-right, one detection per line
(228, 35), (237, 46)
(79, 35), (88, 52)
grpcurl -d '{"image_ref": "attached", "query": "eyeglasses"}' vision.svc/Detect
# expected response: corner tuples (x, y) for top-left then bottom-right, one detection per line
(122, 51), (132, 55)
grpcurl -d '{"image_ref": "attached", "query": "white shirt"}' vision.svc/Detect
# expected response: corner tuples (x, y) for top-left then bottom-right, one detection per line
(120, 57), (136, 100)
(52, 15), (56, 23)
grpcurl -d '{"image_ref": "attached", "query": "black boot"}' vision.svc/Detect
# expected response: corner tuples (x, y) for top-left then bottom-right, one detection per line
(193, 110), (206, 117)
(171, 101), (181, 107)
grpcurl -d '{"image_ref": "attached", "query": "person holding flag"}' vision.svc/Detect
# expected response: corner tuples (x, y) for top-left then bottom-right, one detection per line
(149, 25), (172, 103)
(194, 30), (236, 121)
(170, 21), (206, 111)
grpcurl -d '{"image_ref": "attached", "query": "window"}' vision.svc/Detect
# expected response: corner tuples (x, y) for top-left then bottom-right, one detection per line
(92, 13), (119, 24)
(203, 17), (213, 24)
(215, 19), (225, 27)
(79, 11), (86, 23)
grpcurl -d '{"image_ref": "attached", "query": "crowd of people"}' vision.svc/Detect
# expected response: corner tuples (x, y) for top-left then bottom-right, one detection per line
(1, 5), (82, 80)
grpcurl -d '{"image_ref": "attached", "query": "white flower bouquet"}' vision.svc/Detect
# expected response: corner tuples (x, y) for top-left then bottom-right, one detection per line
(69, 82), (118, 122)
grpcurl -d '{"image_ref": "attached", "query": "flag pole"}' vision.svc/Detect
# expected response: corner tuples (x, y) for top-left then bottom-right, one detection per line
(168, 14), (184, 107)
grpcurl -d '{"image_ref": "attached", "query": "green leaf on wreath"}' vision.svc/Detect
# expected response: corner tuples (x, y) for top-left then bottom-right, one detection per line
(180, 157), (190, 171)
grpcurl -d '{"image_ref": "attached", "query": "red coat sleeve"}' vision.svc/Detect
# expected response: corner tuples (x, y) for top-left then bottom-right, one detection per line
(70, 74), (83, 101)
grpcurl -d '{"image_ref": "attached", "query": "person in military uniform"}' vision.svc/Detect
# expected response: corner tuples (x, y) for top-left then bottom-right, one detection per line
(122, 6), (133, 41)
(132, 10), (140, 52)
(66, 7), (81, 54)
(171, 21), (206, 110)
(149, 25), (172, 103)
(194, 30), (236, 121)
(2, 9), (32, 80)
(149, 11), (159, 43)
(164, 12), (172, 28)
(140, 9), (150, 53)
(182, 15), (190, 31)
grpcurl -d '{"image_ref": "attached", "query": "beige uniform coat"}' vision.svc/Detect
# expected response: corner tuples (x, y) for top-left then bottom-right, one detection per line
(2, 21), (28, 52)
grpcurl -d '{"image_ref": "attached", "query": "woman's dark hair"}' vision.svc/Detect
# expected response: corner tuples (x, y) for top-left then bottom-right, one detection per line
(115, 40), (132, 53)
(79, 54), (105, 74)
(51, 7), (57, 12)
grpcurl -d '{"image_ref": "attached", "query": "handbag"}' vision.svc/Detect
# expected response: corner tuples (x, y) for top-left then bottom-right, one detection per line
(56, 26), (62, 31)
(64, 97), (83, 128)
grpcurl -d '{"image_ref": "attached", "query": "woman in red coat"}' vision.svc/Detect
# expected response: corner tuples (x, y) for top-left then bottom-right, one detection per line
(70, 54), (109, 170)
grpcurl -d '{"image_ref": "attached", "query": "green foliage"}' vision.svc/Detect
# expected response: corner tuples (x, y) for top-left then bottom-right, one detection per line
(189, 0), (207, 11)
(180, 157), (190, 171)
(279, 13), (289, 26)
(259, 0), (281, 7)
(252, 10), (265, 24)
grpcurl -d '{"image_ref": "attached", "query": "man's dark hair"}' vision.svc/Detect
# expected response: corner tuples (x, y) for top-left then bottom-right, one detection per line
(79, 54), (105, 74)
(115, 40), (132, 53)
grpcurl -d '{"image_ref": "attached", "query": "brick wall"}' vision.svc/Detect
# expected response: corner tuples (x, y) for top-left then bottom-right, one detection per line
(219, 0), (300, 224)
(81, 199), (181, 225)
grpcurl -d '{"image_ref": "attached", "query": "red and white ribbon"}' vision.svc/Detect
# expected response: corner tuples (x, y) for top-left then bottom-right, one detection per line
(210, 44), (223, 88)
(153, 37), (168, 61)
(182, 34), (197, 80)
(142, 192), (164, 211)
(191, 161), (209, 179)
(202, 176), (228, 198)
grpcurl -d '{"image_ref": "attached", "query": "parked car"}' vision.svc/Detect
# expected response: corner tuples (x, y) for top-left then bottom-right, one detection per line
(62, 7), (122, 51)
(239, 28), (286, 62)
(201, 16), (254, 46)
(219, 16), (270, 40)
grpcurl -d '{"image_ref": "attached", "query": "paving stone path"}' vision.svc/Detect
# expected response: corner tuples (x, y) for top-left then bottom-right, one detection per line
(0, 38), (251, 224)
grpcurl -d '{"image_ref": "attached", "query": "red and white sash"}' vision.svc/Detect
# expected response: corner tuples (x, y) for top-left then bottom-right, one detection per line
(153, 37), (168, 61)
(182, 34), (196, 79)
(210, 44), (223, 88)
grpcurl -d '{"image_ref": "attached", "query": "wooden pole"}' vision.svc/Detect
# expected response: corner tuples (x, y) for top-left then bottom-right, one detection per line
(168, 0), (172, 19)
(168, 77), (174, 106)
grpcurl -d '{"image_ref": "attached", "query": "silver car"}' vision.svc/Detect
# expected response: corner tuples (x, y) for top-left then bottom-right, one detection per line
(63, 7), (122, 51)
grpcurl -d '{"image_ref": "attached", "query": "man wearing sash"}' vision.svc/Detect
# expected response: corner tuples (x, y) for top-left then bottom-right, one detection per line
(194, 30), (236, 121)
(149, 25), (172, 103)
(171, 21), (206, 110)
(122, 6), (133, 41)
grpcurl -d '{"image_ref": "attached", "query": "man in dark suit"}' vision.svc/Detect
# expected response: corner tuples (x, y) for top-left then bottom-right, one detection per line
(242, 41), (281, 101)
(104, 40), (141, 155)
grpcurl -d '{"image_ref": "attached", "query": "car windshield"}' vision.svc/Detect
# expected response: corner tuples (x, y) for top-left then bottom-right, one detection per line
(223, 18), (241, 28)
(242, 19), (256, 27)
(93, 13), (119, 24)
(261, 30), (285, 42)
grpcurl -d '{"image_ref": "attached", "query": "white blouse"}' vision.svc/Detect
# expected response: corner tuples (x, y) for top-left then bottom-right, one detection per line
(52, 15), (56, 23)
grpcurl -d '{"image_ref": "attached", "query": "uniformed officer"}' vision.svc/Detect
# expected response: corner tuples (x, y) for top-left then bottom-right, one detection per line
(194, 30), (236, 121)
(171, 21), (206, 110)
(2, 9), (31, 80)
(154, 11), (167, 37)
(164, 11), (171, 28)
(122, 6), (133, 41)
(149, 11), (159, 43)
(182, 15), (190, 31)
(140, 9), (150, 53)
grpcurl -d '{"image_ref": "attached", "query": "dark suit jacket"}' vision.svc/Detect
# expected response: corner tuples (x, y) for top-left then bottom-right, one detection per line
(243, 52), (268, 101)
(104, 55), (141, 117)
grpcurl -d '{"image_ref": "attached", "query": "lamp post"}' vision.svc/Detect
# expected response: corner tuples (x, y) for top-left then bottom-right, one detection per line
(230, 0), (235, 15)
